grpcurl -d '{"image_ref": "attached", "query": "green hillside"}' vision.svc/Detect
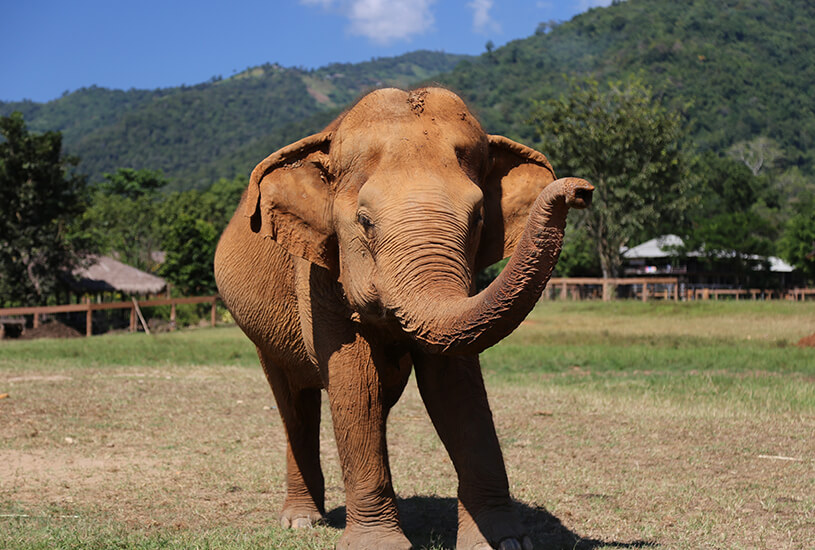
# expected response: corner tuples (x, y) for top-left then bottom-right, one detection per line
(0, 51), (468, 190)
(438, 0), (815, 174)
(3, 0), (814, 189)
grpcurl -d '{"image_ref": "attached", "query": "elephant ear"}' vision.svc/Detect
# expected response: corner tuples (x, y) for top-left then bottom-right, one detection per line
(476, 134), (557, 271)
(245, 132), (336, 270)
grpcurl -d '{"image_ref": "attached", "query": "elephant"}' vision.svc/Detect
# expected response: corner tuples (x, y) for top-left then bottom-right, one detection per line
(214, 87), (592, 550)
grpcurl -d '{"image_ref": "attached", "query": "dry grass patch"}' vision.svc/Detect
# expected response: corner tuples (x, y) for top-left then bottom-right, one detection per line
(2, 302), (814, 549)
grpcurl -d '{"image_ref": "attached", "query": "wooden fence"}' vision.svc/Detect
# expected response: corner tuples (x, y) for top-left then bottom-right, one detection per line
(547, 278), (680, 301)
(0, 295), (219, 337)
(545, 278), (815, 302)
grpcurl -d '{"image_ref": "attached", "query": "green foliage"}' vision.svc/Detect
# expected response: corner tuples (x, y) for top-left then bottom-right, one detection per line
(155, 175), (245, 295)
(0, 52), (469, 191)
(531, 76), (690, 278)
(0, 86), (159, 145)
(436, 0), (815, 176)
(97, 167), (167, 198)
(159, 214), (218, 295)
(681, 153), (777, 283)
(779, 199), (815, 283)
(0, 113), (88, 307)
(71, 171), (245, 295)
(72, 169), (168, 272)
(159, 214), (219, 296)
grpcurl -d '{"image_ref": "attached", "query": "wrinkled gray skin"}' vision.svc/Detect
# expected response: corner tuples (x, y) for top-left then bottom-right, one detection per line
(214, 87), (593, 549)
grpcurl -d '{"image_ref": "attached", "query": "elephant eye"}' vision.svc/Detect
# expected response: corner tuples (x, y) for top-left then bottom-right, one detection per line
(471, 205), (484, 228)
(357, 212), (375, 233)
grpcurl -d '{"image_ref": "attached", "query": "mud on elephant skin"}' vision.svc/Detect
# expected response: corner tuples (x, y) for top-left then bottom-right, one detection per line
(214, 87), (593, 549)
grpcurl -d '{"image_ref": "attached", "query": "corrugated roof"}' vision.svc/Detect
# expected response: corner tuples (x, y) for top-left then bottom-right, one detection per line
(70, 255), (167, 294)
(622, 235), (795, 273)
(622, 234), (684, 259)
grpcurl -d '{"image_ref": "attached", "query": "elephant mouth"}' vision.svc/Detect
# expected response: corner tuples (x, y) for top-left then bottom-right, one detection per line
(354, 300), (397, 324)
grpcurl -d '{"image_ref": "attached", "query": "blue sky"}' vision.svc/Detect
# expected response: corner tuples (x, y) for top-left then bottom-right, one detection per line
(1, 0), (612, 103)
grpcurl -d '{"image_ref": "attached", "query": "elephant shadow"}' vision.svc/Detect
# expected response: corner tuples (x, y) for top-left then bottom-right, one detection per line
(326, 496), (657, 549)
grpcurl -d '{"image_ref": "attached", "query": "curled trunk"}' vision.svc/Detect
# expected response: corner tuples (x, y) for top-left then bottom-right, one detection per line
(395, 177), (593, 355)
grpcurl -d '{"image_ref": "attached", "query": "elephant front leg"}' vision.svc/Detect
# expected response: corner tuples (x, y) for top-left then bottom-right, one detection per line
(325, 334), (412, 550)
(259, 352), (326, 528)
(413, 353), (532, 550)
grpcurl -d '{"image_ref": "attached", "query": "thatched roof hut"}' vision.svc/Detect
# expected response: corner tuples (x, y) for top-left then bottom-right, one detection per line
(70, 255), (167, 295)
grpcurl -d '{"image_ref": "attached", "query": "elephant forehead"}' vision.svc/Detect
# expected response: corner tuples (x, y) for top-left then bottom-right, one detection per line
(343, 87), (471, 118)
(331, 88), (487, 173)
(336, 88), (481, 138)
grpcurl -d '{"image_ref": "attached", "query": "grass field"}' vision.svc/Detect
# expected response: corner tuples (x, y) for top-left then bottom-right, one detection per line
(1, 301), (814, 549)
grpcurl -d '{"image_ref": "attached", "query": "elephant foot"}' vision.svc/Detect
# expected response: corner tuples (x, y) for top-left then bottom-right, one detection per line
(457, 501), (533, 550)
(280, 501), (325, 529)
(336, 523), (412, 550)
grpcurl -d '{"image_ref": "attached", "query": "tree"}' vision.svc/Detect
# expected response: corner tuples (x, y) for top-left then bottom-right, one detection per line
(72, 169), (168, 272)
(727, 137), (784, 177)
(159, 214), (218, 295)
(156, 175), (245, 295)
(780, 197), (815, 284)
(531, 77), (690, 278)
(97, 167), (167, 198)
(0, 113), (88, 306)
(682, 154), (775, 282)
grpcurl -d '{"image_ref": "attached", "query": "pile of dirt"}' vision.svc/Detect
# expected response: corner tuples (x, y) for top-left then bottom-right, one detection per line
(797, 332), (815, 348)
(20, 321), (83, 340)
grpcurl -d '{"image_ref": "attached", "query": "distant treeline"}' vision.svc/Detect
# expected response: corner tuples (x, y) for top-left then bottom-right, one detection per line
(0, 51), (469, 191)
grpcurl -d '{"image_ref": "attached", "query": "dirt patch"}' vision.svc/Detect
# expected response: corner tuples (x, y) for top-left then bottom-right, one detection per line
(20, 320), (82, 340)
(306, 87), (331, 105)
(796, 332), (815, 347)
(5, 374), (72, 383)
(3, 362), (813, 549)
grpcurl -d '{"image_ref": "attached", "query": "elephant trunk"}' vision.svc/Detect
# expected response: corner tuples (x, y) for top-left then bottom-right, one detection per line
(394, 177), (593, 355)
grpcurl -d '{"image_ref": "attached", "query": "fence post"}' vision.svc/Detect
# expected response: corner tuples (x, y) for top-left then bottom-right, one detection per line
(170, 302), (177, 330)
(211, 297), (217, 327)
(642, 283), (648, 302)
(85, 297), (92, 337)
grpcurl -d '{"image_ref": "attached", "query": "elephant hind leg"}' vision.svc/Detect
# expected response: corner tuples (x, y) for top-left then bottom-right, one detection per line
(258, 350), (326, 528)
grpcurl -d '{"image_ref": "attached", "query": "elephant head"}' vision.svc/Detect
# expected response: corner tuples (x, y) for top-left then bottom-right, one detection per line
(244, 87), (592, 354)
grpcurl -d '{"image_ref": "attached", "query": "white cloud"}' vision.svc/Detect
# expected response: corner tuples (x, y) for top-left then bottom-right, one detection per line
(468, 0), (501, 35)
(301, 0), (435, 45)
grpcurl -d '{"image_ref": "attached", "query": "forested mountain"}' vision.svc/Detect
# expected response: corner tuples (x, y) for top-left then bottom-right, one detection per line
(0, 51), (469, 190)
(3, 0), (814, 189)
(438, 0), (815, 175)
